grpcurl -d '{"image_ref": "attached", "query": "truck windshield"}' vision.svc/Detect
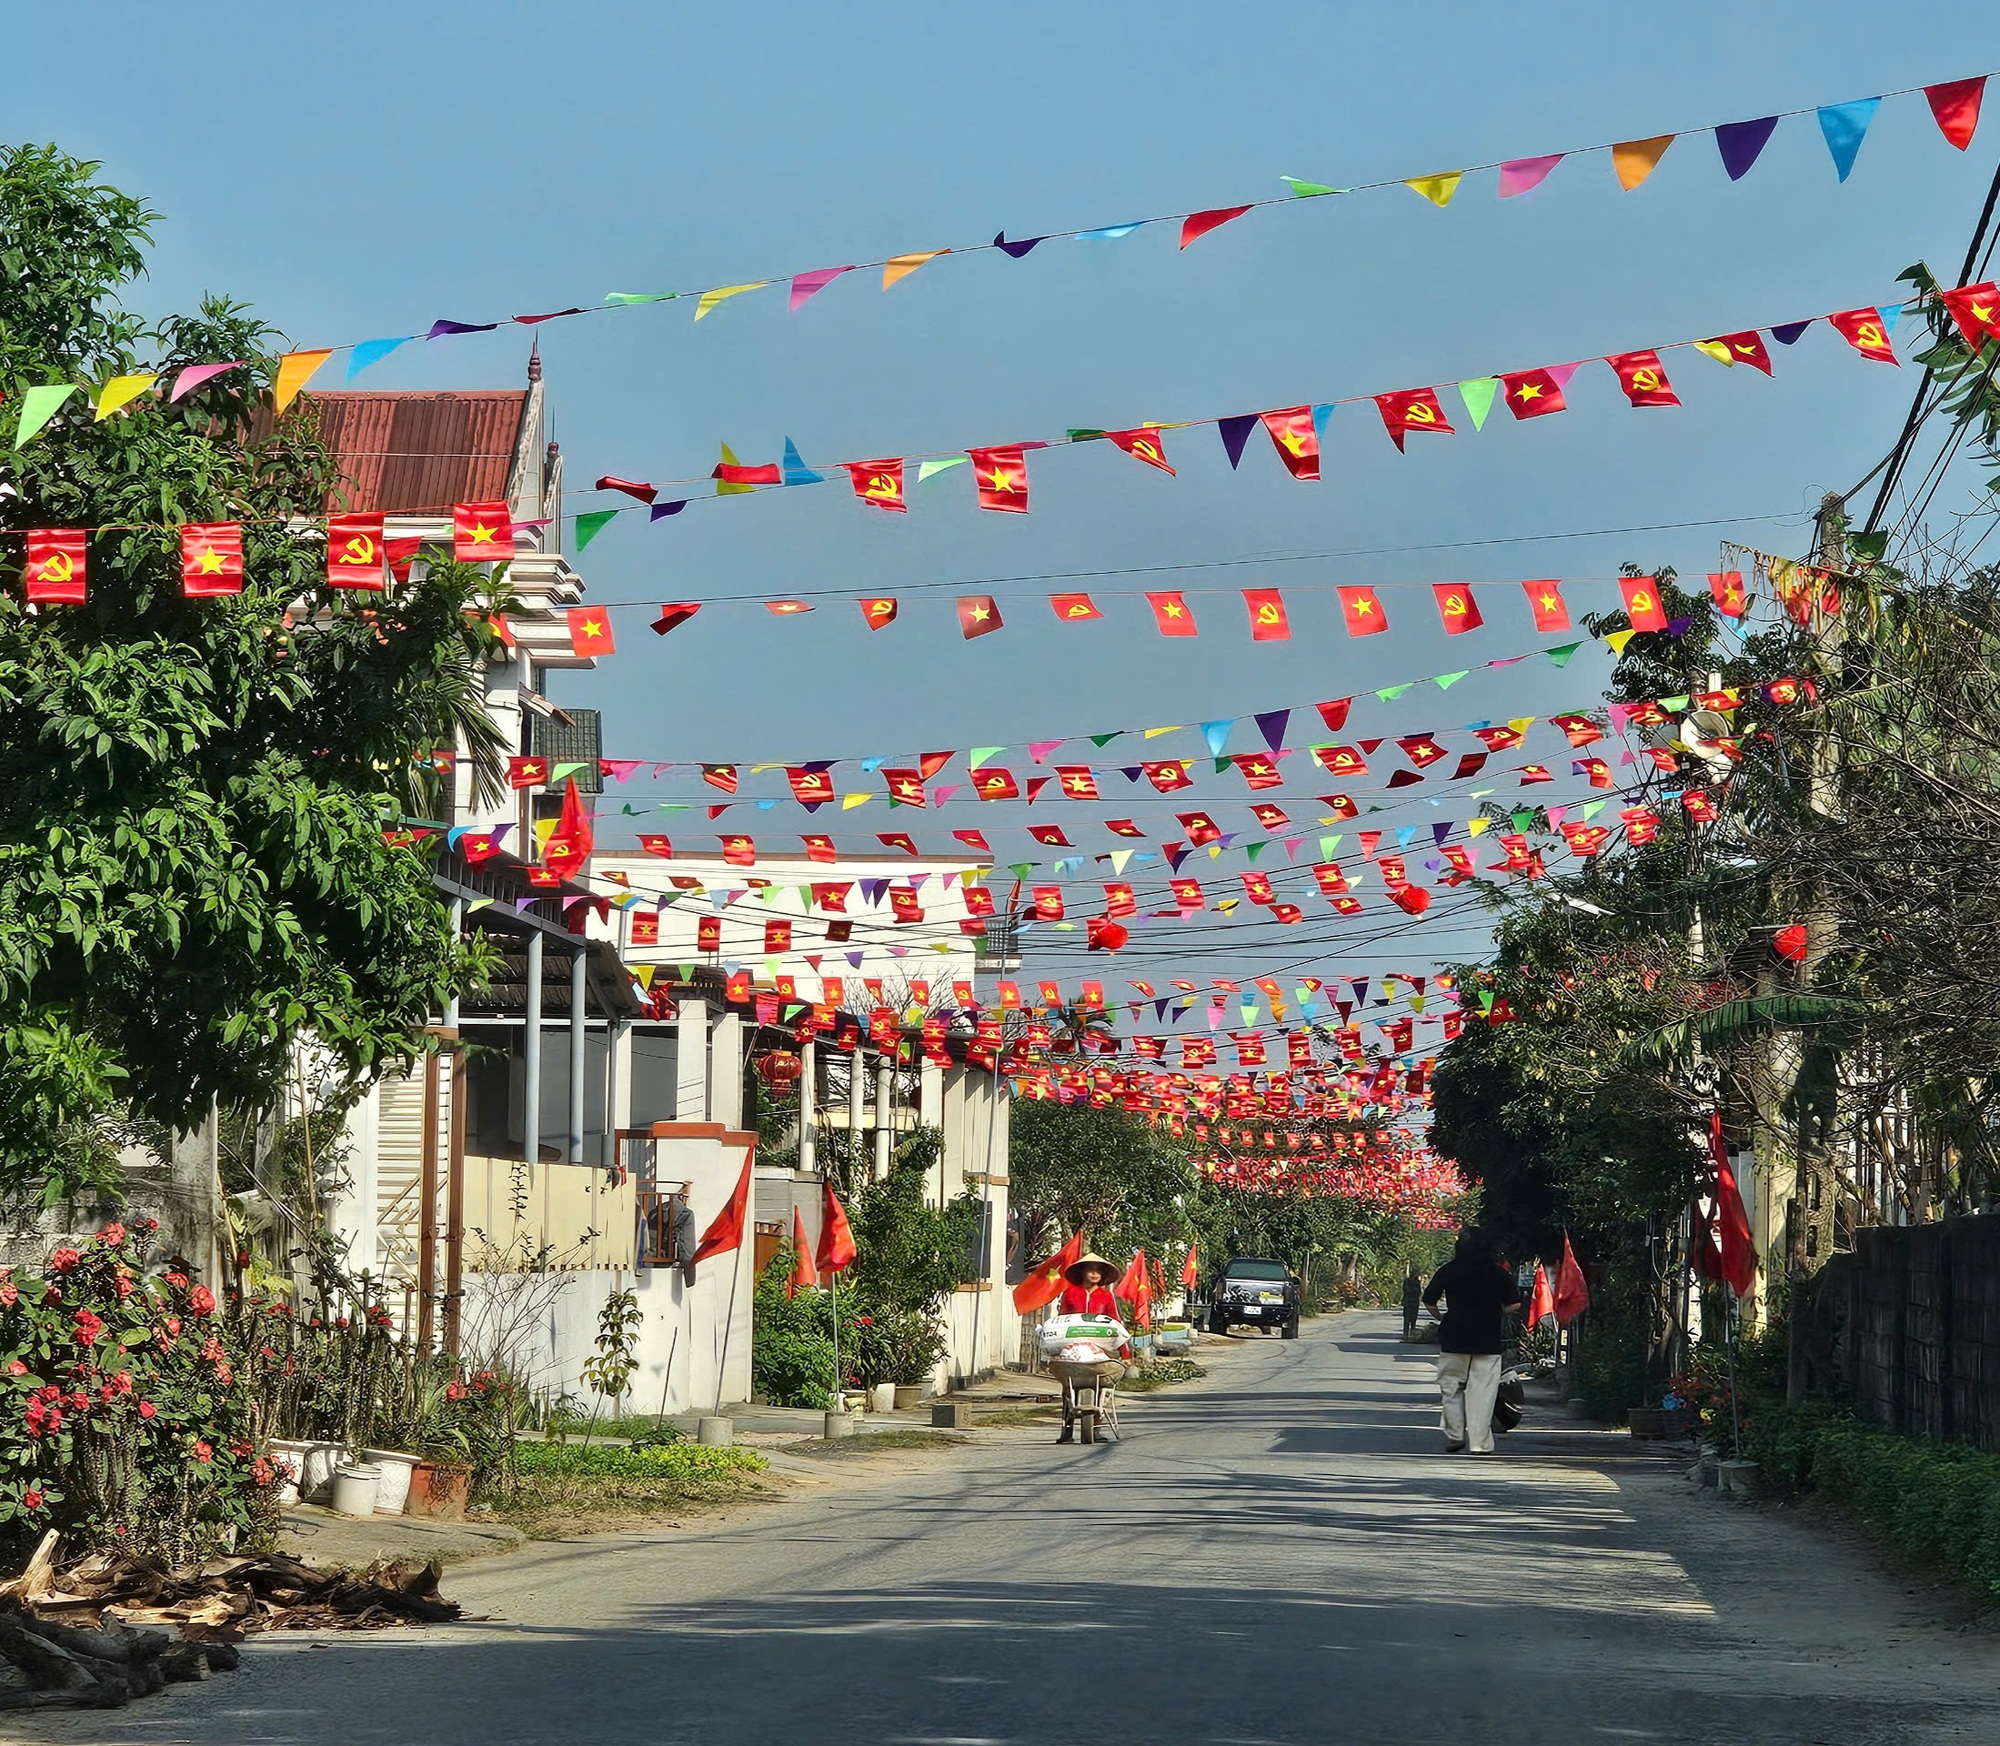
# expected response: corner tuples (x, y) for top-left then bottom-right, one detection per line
(1223, 1260), (1289, 1282)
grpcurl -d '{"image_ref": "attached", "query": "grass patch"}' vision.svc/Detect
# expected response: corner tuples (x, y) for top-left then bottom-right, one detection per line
(1118, 1357), (1207, 1393)
(540, 1413), (688, 1445)
(488, 1438), (770, 1536)
(974, 1405), (1060, 1427)
(796, 1429), (968, 1457)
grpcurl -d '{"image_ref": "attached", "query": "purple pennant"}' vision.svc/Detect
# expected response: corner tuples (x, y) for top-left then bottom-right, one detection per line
(1666, 614), (1695, 637)
(1218, 415), (1257, 469)
(1770, 319), (1813, 346)
(859, 878), (889, 905)
(789, 266), (854, 312)
(993, 232), (1043, 259)
(1255, 709), (1290, 752)
(1154, 999), (1171, 1023)
(1166, 844), (1191, 872)
(1433, 823), (1452, 845)
(427, 319), (499, 339)
(649, 500), (688, 521)
(1714, 116), (1780, 181)
(1120, 766), (1144, 783)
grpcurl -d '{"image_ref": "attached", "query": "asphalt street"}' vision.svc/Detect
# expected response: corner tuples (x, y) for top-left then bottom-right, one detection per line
(21, 1312), (2000, 1745)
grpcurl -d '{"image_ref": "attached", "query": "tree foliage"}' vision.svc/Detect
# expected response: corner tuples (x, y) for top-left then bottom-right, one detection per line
(0, 145), (504, 1193)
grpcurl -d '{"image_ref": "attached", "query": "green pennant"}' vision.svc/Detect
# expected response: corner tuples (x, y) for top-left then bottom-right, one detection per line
(1245, 841), (1267, 863)
(1319, 835), (1343, 857)
(604, 292), (678, 305)
(1457, 378), (1500, 431)
(969, 747), (1004, 770)
(1376, 683), (1413, 702)
(1434, 670), (1470, 690)
(917, 456), (969, 484)
(1213, 756), (1233, 774)
(550, 762), (583, 780)
(1478, 991), (1496, 1013)
(1660, 694), (1689, 712)
(15, 383), (79, 448)
(1545, 642), (1583, 668)
(1010, 862), (1035, 880)
(1066, 428), (1109, 442)
(1281, 177), (1346, 196)
(1580, 801), (1607, 821)
(574, 510), (618, 551)
(658, 803), (691, 813)
(1511, 810), (1535, 832)
(1089, 732), (1122, 747)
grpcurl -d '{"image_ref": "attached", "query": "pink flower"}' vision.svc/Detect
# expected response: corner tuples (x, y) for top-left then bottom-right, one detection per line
(72, 1310), (103, 1347)
(193, 1440), (213, 1463)
(251, 1458), (273, 1486)
(188, 1285), (215, 1317)
(98, 1222), (125, 1247)
(47, 1248), (81, 1274)
(111, 1371), (132, 1395)
(213, 1362), (234, 1386)
(6, 1361), (26, 1377)
(164, 1272), (188, 1291)
(137, 1400), (157, 1420)
(446, 1380), (465, 1401)
(0, 1280), (15, 1309)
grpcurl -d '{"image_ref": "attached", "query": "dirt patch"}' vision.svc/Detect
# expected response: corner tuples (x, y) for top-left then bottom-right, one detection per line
(792, 1430), (968, 1458)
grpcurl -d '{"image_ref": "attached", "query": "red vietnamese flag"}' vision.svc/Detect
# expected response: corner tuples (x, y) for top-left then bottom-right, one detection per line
(1182, 1244), (1199, 1290)
(957, 595), (1003, 638)
(1056, 765), (1099, 799)
(1432, 583), (1482, 633)
(1105, 819), (1144, 837)
(1338, 586), (1387, 637)
(1374, 388), (1454, 449)
(974, 767), (1020, 801)
(724, 968), (750, 1001)
(787, 767), (835, 806)
(690, 1154), (754, 1265)
(637, 834), (673, 858)
(1499, 367), (1567, 419)
(878, 832), (919, 855)
(722, 833), (756, 865)
(962, 884), (995, 917)
(652, 603), (701, 636)
(1259, 407), (1319, 480)
(1619, 574), (1669, 631)
(1703, 331), (1772, 374)
(1619, 805), (1661, 845)
(507, 755), (549, 789)
(1939, 281), (2000, 348)
(452, 500), (513, 561)
(883, 768), (927, 807)
(858, 596), (898, 630)
(764, 919), (793, 953)
(765, 599), (813, 616)
(1703, 1112), (1758, 1296)
(1108, 427), (1174, 474)
(787, 1207), (818, 1300)
(1234, 752), (1281, 790)
(817, 1179), (858, 1274)
(1050, 593), (1102, 622)
(1397, 734), (1447, 769)
(1553, 1233), (1589, 1324)
(845, 459), (906, 512)
(970, 445), (1029, 512)
(458, 828), (507, 865)
(1526, 1263), (1554, 1326)
(1103, 882), (1136, 918)
(1522, 578), (1571, 631)
(567, 606), (616, 656)
(326, 512), (386, 589)
(1114, 1249), (1152, 1330)
(1147, 591), (1197, 635)
(1828, 308), (1897, 364)
(1709, 571), (1748, 617)
(1244, 588), (1290, 640)
(630, 911), (660, 946)
(25, 529), (86, 604)
(1249, 802), (1289, 830)
(1606, 349), (1680, 408)
(1013, 1230), (1085, 1314)
(542, 779), (595, 879)
(180, 522), (244, 597)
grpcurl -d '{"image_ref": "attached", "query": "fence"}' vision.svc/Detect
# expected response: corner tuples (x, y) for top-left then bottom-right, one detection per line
(1792, 1214), (2000, 1450)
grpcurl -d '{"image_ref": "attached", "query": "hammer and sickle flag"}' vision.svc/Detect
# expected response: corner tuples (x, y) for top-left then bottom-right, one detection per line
(860, 596), (899, 630)
(845, 458), (907, 513)
(1619, 574), (1669, 632)
(1828, 308), (1899, 365)
(975, 767), (1020, 801)
(1107, 426), (1175, 475)
(1050, 593), (1102, 622)
(1259, 407), (1320, 480)
(1431, 582), (1483, 634)
(787, 767), (836, 806)
(1373, 388), (1455, 451)
(179, 522), (244, 598)
(1606, 349), (1681, 408)
(326, 513), (386, 590)
(25, 529), (87, 604)
(1243, 588), (1290, 641)
(452, 500), (514, 561)
(970, 445), (1029, 513)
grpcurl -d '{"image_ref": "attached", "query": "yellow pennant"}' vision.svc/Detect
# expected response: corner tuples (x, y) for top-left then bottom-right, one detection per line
(1405, 173), (1463, 208)
(842, 793), (871, 810)
(716, 441), (754, 496)
(272, 349), (333, 414)
(1467, 818), (1491, 838)
(883, 250), (949, 289)
(94, 373), (157, 420)
(1604, 629), (1638, 654)
(694, 282), (769, 321)
(1612, 135), (1675, 191)
(634, 965), (656, 989)
(1693, 339), (1736, 366)
(1144, 725), (1183, 739)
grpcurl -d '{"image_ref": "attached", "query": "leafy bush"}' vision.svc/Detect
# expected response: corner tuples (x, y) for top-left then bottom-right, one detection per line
(752, 1257), (844, 1410)
(1571, 1306), (1656, 1422)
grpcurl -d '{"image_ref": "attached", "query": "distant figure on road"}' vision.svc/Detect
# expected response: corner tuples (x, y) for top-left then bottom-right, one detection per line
(1401, 1266), (1424, 1339)
(1421, 1229), (1523, 1454)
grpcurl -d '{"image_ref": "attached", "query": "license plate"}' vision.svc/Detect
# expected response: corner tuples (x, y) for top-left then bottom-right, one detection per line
(1242, 1307), (1264, 1317)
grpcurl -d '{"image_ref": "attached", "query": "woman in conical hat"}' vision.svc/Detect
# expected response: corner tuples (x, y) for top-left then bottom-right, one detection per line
(1060, 1253), (1117, 1316)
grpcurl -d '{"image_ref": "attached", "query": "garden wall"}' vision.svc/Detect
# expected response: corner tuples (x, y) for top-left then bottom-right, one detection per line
(1794, 1214), (2000, 1450)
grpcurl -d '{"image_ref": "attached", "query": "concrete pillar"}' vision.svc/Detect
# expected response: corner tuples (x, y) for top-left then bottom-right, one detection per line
(848, 1046), (866, 1177)
(568, 949), (587, 1165)
(523, 930), (543, 1167)
(873, 1057), (893, 1176)
(708, 1010), (742, 1128)
(674, 1010), (709, 1122)
(798, 1040), (817, 1176)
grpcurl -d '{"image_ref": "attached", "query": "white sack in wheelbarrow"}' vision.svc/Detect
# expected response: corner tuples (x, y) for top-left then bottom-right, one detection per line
(1057, 1342), (1117, 1364)
(1038, 1314), (1129, 1354)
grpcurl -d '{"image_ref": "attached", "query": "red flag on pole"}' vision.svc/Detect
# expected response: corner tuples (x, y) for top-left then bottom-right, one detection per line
(691, 1154), (753, 1264)
(1704, 1112), (1758, 1295)
(817, 1180), (858, 1275)
(1114, 1248), (1152, 1331)
(1013, 1230), (1084, 1314)
(1553, 1233), (1589, 1325)
(1181, 1243), (1199, 1290)
(788, 1207), (819, 1300)
(542, 779), (594, 880)
(1526, 1262), (1554, 1325)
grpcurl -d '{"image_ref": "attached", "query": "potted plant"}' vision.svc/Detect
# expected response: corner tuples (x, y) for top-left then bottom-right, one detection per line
(885, 1310), (947, 1408)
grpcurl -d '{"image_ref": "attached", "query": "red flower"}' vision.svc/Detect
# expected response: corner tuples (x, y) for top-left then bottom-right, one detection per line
(252, 1458), (273, 1486)
(188, 1285), (215, 1317)
(446, 1380), (465, 1401)
(0, 1280), (14, 1309)
(213, 1362), (234, 1386)
(164, 1272), (188, 1291)
(113, 1272), (133, 1300)
(6, 1361), (25, 1377)
(41, 1285), (62, 1306)
(194, 1440), (213, 1463)
(47, 1248), (81, 1274)
(72, 1309), (104, 1347)
(143, 1217), (159, 1231)
(98, 1221), (125, 1247)
(22, 1490), (43, 1511)
(137, 1400), (157, 1420)
(112, 1371), (132, 1395)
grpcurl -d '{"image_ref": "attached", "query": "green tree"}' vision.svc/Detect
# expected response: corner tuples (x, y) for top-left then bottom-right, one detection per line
(0, 145), (503, 1195)
(1009, 1099), (1197, 1263)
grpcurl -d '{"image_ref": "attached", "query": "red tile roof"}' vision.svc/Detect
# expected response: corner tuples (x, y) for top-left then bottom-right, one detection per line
(301, 391), (528, 514)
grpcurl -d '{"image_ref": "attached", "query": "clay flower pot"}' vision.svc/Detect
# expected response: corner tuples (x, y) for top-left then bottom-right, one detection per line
(408, 1460), (472, 1520)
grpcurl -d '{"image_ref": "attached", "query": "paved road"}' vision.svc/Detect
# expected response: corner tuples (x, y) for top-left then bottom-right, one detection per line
(24, 1313), (2000, 1744)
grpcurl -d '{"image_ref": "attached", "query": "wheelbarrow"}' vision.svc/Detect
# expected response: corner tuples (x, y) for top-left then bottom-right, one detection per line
(1047, 1356), (1126, 1444)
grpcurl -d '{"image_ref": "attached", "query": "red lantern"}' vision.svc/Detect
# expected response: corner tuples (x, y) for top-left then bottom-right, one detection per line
(1773, 923), (1810, 962)
(758, 1049), (803, 1088)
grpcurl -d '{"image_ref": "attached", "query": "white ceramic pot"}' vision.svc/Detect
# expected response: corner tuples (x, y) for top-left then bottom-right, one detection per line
(361, 1448), (419, 1515)
(870, 1382), (897, 1414)
(299, 1441), (345, 1504)
(330, 1463), (381, 1519)
(266, 1439), (308, 1507)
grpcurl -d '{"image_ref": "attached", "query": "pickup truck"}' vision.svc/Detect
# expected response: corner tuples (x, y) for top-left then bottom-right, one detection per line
(1206, 1256), (1301, 1338)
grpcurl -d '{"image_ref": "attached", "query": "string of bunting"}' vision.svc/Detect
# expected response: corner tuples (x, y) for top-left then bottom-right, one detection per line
(9, 69), (1974, 430)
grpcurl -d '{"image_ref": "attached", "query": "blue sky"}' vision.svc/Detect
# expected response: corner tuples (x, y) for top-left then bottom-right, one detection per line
(15, 3), (2000, 998)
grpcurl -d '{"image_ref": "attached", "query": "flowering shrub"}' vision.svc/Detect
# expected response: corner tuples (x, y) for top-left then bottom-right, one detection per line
(0, 1221), (281, 1564)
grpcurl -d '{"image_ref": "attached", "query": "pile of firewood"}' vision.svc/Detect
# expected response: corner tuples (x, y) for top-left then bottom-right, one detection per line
(0, 1532), (462, 1711)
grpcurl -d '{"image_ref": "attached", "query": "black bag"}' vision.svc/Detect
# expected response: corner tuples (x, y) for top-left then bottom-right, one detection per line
(1492, 1376), (1526, 1434)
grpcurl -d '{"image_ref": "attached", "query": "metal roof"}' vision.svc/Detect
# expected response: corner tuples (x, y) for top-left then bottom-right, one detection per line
(302, 391), (529, 514)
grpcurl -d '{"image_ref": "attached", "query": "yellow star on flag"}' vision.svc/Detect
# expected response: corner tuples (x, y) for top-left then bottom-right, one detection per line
(468, 522), (499, 545)
(196, 547), (225, 574)
(1515, 382), (1542, 401)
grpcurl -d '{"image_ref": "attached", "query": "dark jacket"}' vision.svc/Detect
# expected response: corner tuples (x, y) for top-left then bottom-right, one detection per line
(1421, 1257), (1522, 1354)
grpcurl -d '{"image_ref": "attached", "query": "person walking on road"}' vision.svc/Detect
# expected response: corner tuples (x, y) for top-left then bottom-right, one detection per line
(1400, 1265), (1424, 1339)
(1421, 1228), (1522, 1453)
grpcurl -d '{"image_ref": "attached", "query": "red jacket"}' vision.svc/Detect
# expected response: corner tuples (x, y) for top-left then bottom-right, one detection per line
(1060, 1284), (1118, 1316)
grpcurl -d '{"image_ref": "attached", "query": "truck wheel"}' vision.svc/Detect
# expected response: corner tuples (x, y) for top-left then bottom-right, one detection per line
(1282, 1316), (1300, 1340)
(1210, 1315), (1228, 1335)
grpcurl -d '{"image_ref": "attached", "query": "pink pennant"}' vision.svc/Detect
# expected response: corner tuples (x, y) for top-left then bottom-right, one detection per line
(169, 362), (245, 402)
(1497, 155), (1563, 198)
(790, 266), (855, 312)
(1029, 740), (1064, 764)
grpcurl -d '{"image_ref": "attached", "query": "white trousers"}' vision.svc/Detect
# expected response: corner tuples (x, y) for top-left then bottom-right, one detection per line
(1437, 1351), (1503, 1452)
